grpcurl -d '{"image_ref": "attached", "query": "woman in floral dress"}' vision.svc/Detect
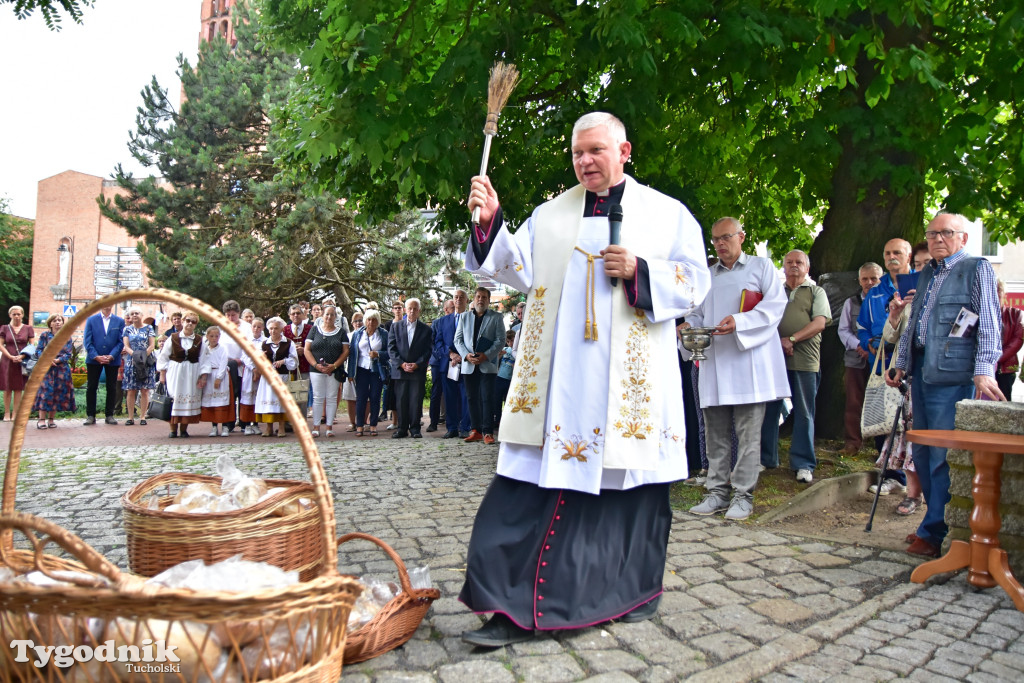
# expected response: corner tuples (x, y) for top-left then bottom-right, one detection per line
(120, 308), (157, 425)
(31, 314), (75, 428)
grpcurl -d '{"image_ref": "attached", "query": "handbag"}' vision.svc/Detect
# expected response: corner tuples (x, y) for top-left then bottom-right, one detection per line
(861, 346), (903, 438)
(286, 370), (310, 407)
(148, 382), (174, 421)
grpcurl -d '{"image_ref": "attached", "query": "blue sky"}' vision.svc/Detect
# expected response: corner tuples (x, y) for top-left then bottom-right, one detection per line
(0, 1), (198, 219)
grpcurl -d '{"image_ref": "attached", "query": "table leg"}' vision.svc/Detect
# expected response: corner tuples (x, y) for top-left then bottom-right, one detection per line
(911, 540), (970, 583)
(966, 450), (1003, 588)
(988, 548), (1024, 612)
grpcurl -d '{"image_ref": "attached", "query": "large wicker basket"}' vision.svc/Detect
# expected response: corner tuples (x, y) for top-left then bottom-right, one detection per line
(339, 533), (441, 664)
(123, 474), (324, 581)
(1, 289), (360, 682)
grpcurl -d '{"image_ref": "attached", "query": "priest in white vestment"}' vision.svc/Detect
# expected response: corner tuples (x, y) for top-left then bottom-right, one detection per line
(459, 112), (711, 647)
(685, 217), (790, 521)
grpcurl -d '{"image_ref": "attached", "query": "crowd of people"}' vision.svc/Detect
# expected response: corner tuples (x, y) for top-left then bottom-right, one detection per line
(0, 110), (1021, 651)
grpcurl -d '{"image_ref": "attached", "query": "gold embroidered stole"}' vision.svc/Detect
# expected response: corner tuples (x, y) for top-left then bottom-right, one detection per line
(501, 178), (671, 471)
(500, 185), (587, 446)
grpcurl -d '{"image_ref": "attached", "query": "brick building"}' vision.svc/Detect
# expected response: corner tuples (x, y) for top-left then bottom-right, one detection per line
(27, 170), (163, 329)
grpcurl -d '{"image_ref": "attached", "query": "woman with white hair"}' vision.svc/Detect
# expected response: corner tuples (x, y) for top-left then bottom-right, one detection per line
(119, 307), (157, 426)
(0, 305), (34, 420)
(253, 316), (298, 437)
(346, 309), (389, 436)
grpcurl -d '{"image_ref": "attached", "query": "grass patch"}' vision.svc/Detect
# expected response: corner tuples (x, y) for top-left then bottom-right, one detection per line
(670, 437), (879, 521)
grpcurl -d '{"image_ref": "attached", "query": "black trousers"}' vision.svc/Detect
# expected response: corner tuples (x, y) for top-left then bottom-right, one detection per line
(428, 365), (444, 426)
(223, 359), (243, 430)
(86, 363), (119, 417)
(464, 371), (496, 434)
(393, 376), (426, 434)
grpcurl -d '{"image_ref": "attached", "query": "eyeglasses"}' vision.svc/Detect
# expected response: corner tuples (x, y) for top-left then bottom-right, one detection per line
(924, 229), (963, 240)
(710, 231), (743, 245)
(183, 319), (199, 325)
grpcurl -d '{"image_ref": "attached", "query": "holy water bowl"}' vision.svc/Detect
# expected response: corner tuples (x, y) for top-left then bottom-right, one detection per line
(678, 327), (717, 362)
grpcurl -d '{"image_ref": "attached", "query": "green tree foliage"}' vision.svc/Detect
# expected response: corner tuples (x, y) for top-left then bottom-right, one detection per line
(4, 0), (92, 29)
(0, 198), (34, 318)
(262, 0), (1024, 274)
(100, 3), (466, 317)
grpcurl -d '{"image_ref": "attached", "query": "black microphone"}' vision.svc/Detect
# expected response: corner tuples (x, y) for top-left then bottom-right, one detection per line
(608, 204), (623, 287)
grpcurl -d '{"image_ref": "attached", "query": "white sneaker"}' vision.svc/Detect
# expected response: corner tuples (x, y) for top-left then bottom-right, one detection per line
(208, 427), (219, 437)
(220, 430), (230, 437)
(796, 469), (813, 483)
(869, 478), (906, 496)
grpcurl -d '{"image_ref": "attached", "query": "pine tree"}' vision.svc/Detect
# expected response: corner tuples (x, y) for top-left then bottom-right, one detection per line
(100, 3), (466, 316)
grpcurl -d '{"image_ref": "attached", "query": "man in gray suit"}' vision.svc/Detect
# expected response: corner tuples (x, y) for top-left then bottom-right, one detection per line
(454, 287), (506, 444)
(388, 298), (433, 438)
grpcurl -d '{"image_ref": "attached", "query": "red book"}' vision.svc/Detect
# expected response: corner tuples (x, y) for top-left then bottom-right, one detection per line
(739, 289), (763, 313)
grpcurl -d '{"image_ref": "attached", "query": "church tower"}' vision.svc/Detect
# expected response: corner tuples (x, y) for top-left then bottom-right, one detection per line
(199, 0), (237, 47)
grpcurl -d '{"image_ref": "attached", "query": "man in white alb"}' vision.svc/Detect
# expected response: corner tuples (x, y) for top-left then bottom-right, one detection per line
(460, 112), (711, 646)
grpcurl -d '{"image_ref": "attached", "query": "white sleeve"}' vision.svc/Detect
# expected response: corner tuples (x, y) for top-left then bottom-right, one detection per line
(465, 216), (535, 293)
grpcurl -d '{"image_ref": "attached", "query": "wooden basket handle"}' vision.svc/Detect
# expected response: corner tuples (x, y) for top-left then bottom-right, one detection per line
(2, 289), (338, 575)
(337, 532), (414, 594)
(0, 512), (128, 587)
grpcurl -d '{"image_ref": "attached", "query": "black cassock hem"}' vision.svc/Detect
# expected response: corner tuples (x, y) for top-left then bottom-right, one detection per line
(459, 475), (672, 630)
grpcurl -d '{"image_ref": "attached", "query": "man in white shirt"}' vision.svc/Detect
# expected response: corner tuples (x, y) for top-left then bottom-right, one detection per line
(686, 217), (789, 520)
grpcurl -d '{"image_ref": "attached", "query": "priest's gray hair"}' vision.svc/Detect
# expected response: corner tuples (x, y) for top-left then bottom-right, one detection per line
(573, 112), (627, 145)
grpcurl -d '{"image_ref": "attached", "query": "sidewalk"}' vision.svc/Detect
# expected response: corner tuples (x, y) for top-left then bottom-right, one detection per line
(3, 429), (1023, 681)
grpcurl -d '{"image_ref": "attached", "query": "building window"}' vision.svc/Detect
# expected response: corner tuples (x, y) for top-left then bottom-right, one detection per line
(221, 20), (229, 38)
(982, 226), (1002, 260)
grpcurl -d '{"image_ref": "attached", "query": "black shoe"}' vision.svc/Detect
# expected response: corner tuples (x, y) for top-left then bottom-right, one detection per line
(619, 595), (661, 623)
(104, 416), (118, 425)
(425, 424), (437, 433)
(83, 416), (96, 426)
(442, 430), (459, 439)
(461, 614), (534, 648)
(168, 432), (178, 439)
(411, 432), (422, 439)
(391, 431), (409, 439)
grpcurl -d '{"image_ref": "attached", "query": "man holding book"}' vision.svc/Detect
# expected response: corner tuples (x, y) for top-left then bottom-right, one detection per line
(686, 217), (789, 520)
(453, 287), (506, 444)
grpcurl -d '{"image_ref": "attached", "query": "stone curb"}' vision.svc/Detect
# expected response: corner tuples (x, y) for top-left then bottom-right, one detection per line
(756, 471), (873, 524)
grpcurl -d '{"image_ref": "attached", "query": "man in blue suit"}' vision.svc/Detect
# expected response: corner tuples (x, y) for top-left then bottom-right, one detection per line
(437, 289), (471, 438)
(454, 288), (506, 444)
(83, 305), (125, 425)
(427, 299), (455, 431)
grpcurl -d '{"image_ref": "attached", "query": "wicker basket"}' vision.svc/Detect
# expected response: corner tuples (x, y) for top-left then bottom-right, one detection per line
(123, 474), (324, 581)
(339, 533), (441, 664)
(1, 289), (360, 683)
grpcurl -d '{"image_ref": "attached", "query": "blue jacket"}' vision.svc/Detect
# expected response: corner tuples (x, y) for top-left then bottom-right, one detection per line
(346, 326), (390, 382)
(857, 273), (908, 370)
(84, 313), (126, 366)
(430, 316), (452, 370)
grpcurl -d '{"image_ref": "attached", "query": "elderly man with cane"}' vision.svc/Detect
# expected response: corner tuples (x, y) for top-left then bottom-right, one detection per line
(887, 213), (1004, 558)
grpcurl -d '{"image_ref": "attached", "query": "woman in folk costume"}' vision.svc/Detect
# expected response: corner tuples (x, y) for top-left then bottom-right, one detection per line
(253, 316), (298, 437)
(238, 317), (266, 434)
(460, 112), (711, 646)
(199, 326), (234, 436)
(156, 313), (204, 438)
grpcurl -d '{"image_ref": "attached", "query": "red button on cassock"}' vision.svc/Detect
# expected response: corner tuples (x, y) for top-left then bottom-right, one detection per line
(545, 545), (550, 550)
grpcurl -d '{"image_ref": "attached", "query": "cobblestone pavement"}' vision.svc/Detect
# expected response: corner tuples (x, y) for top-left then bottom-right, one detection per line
(4, 437), (1023, 682)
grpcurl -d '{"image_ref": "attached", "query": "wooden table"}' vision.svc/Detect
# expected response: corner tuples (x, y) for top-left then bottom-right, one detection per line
(905, 429), (1024, 611)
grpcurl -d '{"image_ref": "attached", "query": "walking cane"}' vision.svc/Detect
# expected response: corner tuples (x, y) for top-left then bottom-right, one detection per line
(865, 370), (910, 533)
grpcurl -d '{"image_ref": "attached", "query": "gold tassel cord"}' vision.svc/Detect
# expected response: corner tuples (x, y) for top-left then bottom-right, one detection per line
(575, 247), (601, 341)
